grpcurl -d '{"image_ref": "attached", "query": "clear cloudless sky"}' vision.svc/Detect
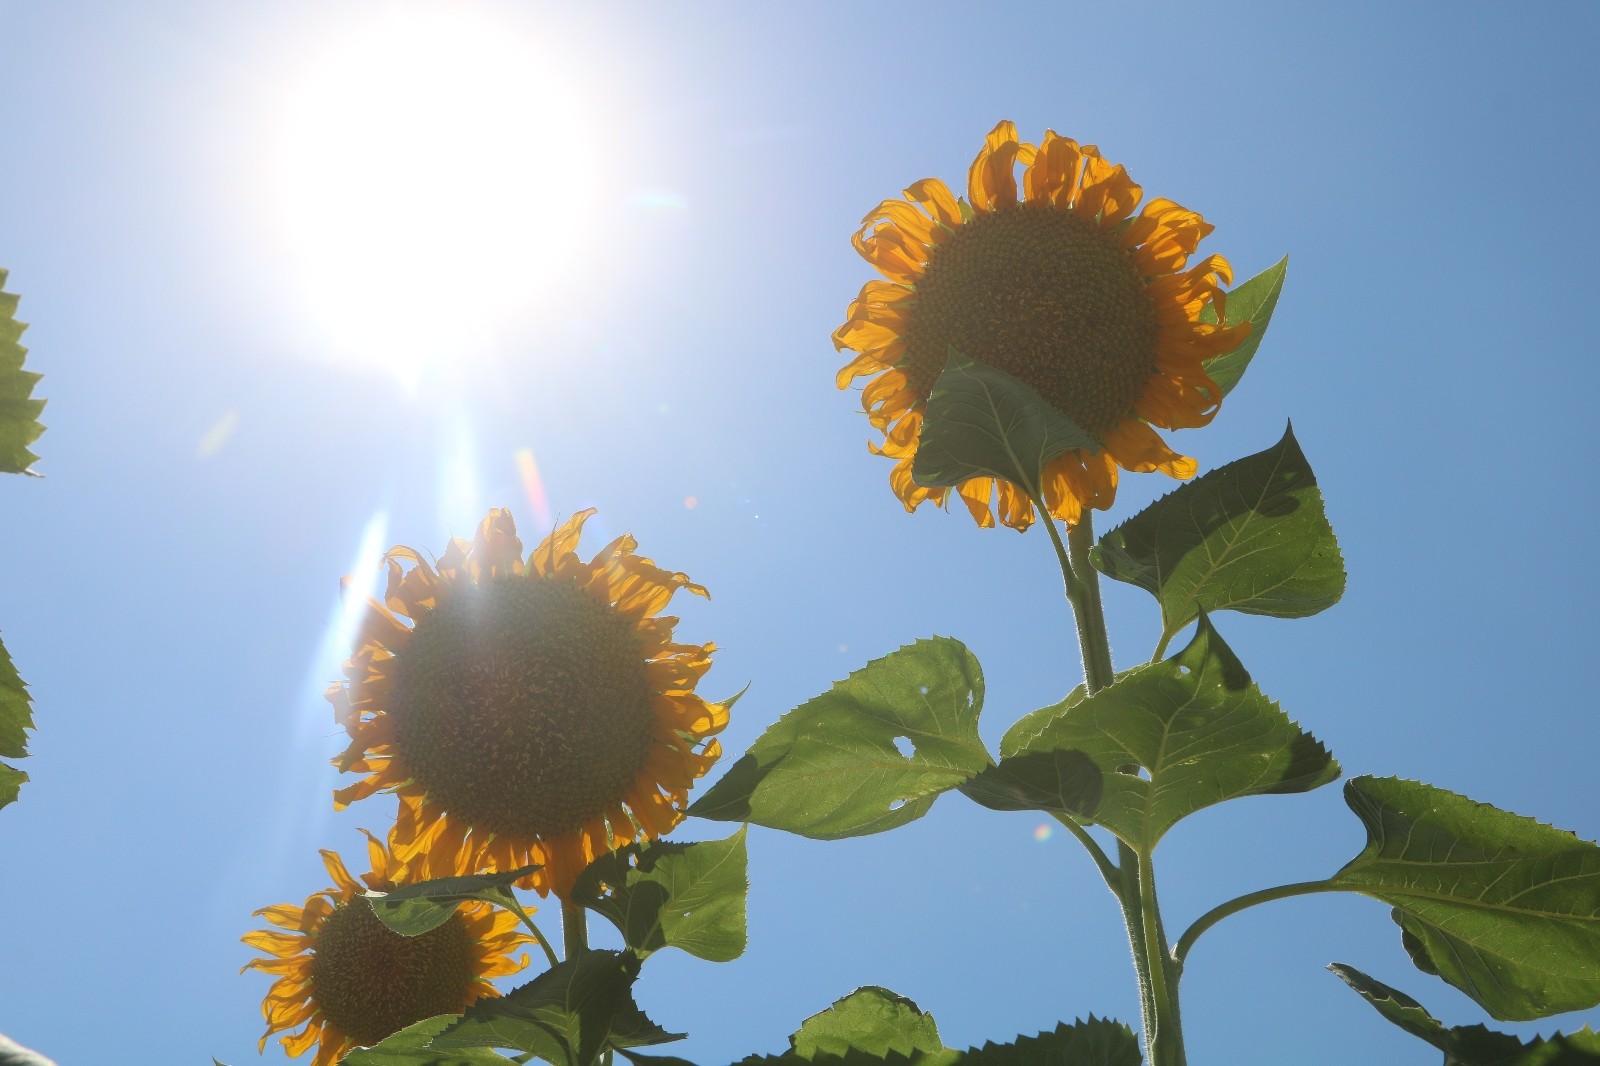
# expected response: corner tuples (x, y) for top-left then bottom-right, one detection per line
(1, 3), (1597, 1064)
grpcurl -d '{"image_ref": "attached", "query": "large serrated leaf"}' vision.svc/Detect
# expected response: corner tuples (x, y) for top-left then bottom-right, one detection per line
(431, 950), (679, 1065)
(959, 1018), (1142, 1066)
(787, 988), (945, 1061)
(572, 828), (747, 962)
(0, 270), (44, 476)
(1091, 422), (1345, 641)
(0, 633), (34, 813)
(1198, 257), (1287, 399)
(689, 639), (992, 839)
(910, 351), (1094, 498)
(1331, 963), (1600, 1064)
(1000, 615), (1338, 849)
(1334, 777), (1600, 1021)
(364, 866), (541, 937)
(340, 1015), (522, 1065)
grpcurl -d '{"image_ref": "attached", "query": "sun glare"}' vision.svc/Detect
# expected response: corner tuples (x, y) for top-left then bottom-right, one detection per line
(274, 9), (597, 388)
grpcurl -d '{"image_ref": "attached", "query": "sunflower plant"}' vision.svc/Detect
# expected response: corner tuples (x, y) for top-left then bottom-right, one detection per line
(234, 123), (1600, 1066)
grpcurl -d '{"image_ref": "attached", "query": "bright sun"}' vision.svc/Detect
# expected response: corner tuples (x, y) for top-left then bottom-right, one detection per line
(273, 9), (596, 387)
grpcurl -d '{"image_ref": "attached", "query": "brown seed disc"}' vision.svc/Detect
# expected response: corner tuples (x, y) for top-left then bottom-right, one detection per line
(389, 575), (657, 838)
(901, 202), (1159, 436)
(310, 901), (475, 1047)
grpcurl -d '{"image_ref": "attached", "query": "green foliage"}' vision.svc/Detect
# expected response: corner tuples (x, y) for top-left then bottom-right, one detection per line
(0, 634), (33, 813)
(958, 1019), (1141, 1066)
(689, 639), (992, 838)
(1000, 615), (1338, 849)
(0, 269), (44, 476)
(431, 950), (680, 1065)
(340, 1016), (522, 1065)
(1331, 964), (1600, 1064)
(723, 988), (1139, 1066)
(1198, 257), (1288, 399)
(788, 988), (946, 1061)
(572, 828), (748, 962)
(363, 866), (542, 938)
(909, 351), (1094, 499)
(0, 1032), (57, 1066)
(957, 749), (1103, 820)
(1334, 777), (1600, 1021)
(1091, 423), (1345, 643)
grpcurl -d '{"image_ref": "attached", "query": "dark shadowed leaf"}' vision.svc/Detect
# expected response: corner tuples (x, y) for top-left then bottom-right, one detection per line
(1091, 423), (1344, 641)
(364, 866), (541, 937)
(1332, 964), (1600, 1064)
(689, 639), (991, 838)
(1198, 257), (1287, 399)
(1001, 615), (1337, 848)
(958, 749), (1103, 820)
(431, 950), (678, 1065)
(1334, 778), (1600, 1021)
(572, 828), (747, 962)
(0, 634), (33, 813)
(341, 1015), (521, 1065)
(910, 352), (1094, 498)
(0, 270), (44, 476)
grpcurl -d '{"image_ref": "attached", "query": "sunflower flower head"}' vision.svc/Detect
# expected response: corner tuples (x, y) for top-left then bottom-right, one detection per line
(241, 829), (533, 1066)
(833, 120), (1250, 531)
(329, 507), (726, 898)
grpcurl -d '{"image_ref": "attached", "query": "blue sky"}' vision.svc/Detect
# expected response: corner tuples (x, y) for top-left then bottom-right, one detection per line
(1, 3), (1597, 1064)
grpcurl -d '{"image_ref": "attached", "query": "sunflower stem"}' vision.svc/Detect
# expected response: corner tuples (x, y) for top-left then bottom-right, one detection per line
(561, 899), (588, 961)
(1046, 512), (1185, 1065)
(513, 902), (562, 969)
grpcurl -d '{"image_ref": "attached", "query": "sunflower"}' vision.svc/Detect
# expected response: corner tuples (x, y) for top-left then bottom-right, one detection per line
(242, 829), (533, 1066)
(329, 507), (726, 899)
(833, 120), (1251, 531)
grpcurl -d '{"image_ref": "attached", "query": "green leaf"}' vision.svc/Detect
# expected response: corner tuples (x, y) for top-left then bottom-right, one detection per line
(1331, 963), (1600, 1064)
(0, 1032), (57, 1066)
(1001, 615), (1338, 848)
(689, 638), (992, 839)
(341, 1015), (522, 1065)
(1333, 777), (1600, 1021)
(0, 633), (34, 813)
(1198, 257), (1287, 399)
(958, 1018), (1142, 1066)
(909, 351), (1094, 498)
(958, 749), (1103, 820)
(364, 866), (541, 937)
(1091, 422), (1345, 641)
(572, 828), (748, 962)
(0, 269), (44, 476)
(789, 988), (946, 1061)
(431, 950), (679, 1065)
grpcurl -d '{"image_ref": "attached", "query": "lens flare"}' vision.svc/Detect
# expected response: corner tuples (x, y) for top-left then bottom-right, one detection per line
(515, 448), (553, 532)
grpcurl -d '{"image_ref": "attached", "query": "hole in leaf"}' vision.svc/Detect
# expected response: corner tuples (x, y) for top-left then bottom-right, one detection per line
(888, 799), (906, 811)
(918, 685), (929, 695)
(1177, 665), (1192, 676)
(891, 735), (915, 758)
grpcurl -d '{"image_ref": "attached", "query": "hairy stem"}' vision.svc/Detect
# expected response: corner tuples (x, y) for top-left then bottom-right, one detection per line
(1174, 880), (1346, 966)
(1047, 509), (1185, 1064)
(561, 898), (588, 962)
(513, 901), (562, 969)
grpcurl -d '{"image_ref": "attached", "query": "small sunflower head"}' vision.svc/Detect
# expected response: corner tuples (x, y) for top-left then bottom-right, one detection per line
(834, 120), (1250, 530)
(242, 831), (533, 1066)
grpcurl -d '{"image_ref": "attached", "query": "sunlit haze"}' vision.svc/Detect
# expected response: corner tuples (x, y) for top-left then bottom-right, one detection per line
(271, 8), (597, 388)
